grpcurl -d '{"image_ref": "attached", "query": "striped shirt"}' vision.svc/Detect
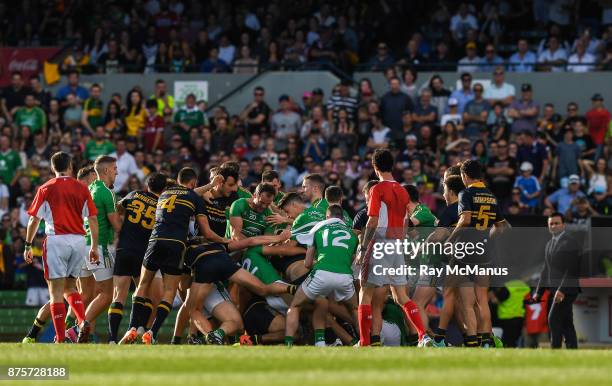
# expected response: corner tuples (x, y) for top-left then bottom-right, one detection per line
(327, 95), (359, 123)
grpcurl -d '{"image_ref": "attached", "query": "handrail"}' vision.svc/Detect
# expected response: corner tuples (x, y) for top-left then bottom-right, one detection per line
(204, 68), (270, 113)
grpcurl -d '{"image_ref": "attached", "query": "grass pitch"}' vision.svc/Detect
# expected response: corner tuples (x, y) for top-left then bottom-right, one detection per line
(1, 343), (611, 386)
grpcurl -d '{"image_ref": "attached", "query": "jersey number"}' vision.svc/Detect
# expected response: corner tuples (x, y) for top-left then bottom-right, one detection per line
(159, 195), (177, 213)
(475, 205), (493, 231)
(242, 258), (258, 276)
(127, 200), (156, 230)
(322, 229), (351, 249)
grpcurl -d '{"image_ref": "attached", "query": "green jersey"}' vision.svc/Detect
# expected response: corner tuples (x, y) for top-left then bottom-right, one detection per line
(0, 150), (22, 184)
(229, 198), (272, 238)
(312, 197), (328, 211)
(291, 206), (326, 241)
(84, 139), (116, 161)
(174, 107), (204, 141)
(14, 107), (46, 133)
(382, 299), (409, 345)
(410, 203), (437, 265)
(311, 220), (357, 275)
(83, 98), (104, 129)
(237, 186), (252, 199)
(274, 191), (284, 205)
(241, 245), (282, 284)
(85, 180), (116, 246)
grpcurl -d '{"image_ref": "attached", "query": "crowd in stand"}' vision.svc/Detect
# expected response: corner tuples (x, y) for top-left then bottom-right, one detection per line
(4, 1), (612, 73)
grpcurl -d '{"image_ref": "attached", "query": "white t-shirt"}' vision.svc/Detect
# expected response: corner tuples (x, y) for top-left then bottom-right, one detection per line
(219, 45), (236, 65)
(441, 113), (463, 127)
(484, 82), (516, 101)
(567, 53), (596, 73)
(538, 48), (568, 72)
(371, 127), (391, 145)
(450, 14), (478, 36)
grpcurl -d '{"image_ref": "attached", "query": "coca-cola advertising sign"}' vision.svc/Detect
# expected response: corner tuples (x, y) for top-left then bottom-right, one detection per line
(0, 47), (60, 86)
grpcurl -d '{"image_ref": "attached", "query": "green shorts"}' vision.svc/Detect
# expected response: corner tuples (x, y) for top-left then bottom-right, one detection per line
(241, 246), (281, 284)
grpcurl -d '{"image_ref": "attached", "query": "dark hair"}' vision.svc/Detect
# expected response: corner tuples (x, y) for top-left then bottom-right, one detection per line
(402, 67), (417, 82)
(549, 212), (565, 223)
(304, 174), (326, 192)
(94, 154), (116, 168)
(460, 159), (482, 180)
(262, 170), (279, 183)
(155, 79), (165, 85)
(446, 164), (461, 177)
(278, 192), (303, 209)
(77, 165), (94, 181)
(363, 180), (379, 194)
(51, 152), (72, 173)
(146, 99), (158, 109)
(372, 148), (394, 173)
(444, 176), (465, 196)
(90, 83), (101, 90)
(254, 86), (265, 93)
(255, 182), (276, 197)
(67, 69), (79, 77)
(327, 204), (344, 219)
(221, 161), (240, 173)
(146, 172), (168, 194)
(324, 185), (343, 204)
(218, 166), (239, 183)
(178, 167), (198, 184)
(403, 184), (419, 202)
(126, 88), (143, 116)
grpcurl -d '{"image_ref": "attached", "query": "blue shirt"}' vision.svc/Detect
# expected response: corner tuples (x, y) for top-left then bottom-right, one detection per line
(508, 51), (537, 72)
(480, 56), (505, 73)
(56, 85), (89, 101)
(514, 175), (541, 208)
(449, 89), (474, 114)
(547, 188), (585, 214)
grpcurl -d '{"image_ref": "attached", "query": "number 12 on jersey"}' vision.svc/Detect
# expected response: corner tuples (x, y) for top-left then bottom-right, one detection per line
(321, 229), (351, 249)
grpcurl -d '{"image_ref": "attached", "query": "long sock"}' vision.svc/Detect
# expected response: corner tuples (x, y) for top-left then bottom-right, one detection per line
(128, 296), (148, 329)
(26, 317), (46, 339)
(479, 332), (493, 347)
(50, 303), (66, 343)
(465, 335), (479, 347)
(143, 298), (154, 329)
(433, 327), (446, 343)
(108, 302), (124, 343)
(358, 304), (372, 346)
(150, 301), (172, 339)
(65, 292), (85, 325)
(314, 329), (325, 347)
(406, 333), (419, 346)
(285, 336), (294, 347)
(370, 335), (381, 346)
(171, 336), (182, 344)
(65, 315), (76, 328)
(401, 300), (426, 339)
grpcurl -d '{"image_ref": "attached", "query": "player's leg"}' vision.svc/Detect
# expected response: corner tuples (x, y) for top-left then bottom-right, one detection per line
(457, 283), (479, 347)
(312, 297), (328, 347)
(186, 281), (215, 336)
(210, 301), (244, 344)
(119, 266), (156, 344)
(108, 275), (132, 343)
(474, 276), (493, 347)
(48, 278), (67, 343)
(358, 284), (375, 346)
(285, 261), (310, 283)
(172, 295), (190, 344)
(284, 286), (311, 346)
(390, 284), (432, 346)
(434, 286), (457, 346)
(413, 285), (437, 331)
(23, 301), (50, 343)
(144, 272), (182, 343)
(229, 268), (294, 297)
(261, 314), (286, 344)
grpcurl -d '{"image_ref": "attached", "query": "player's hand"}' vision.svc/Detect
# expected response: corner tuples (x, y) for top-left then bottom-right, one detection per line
(212, 174), (224, 187)
(23, 247), (33, 264)
(278, 229), (291, 241)
(554, 290), (564, 304)
(89, 246), (100, 265)
(266, 213), (288, 225)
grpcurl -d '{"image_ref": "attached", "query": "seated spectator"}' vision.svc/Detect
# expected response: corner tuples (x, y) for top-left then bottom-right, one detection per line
(200, 47), (231, 73)
(514, 161), (541, 211)
(218, 34), (236, 65)
(516, 131), (549, 181)
(537, 36), (568, 72)
(584, 157), (612, 214)
(301, 105), (331, 140)
(450, 3), (478, 44)
(173, 93), (204, 141)
(440, 98), (463, 128)
(124, 89), (147, 138)
(428, 75), (451, 119)
(480, 43), (504, 73)
(366, 113), (391, 151)
(449, 72), (474, 114)
(233, 45), (258, 74)
(62, 93), (83, 130)
(84, 126), (116, 161)
(573, 119), (596, 161)
(463, 83), (490, 140)
(55, 70), (89, 102)
(302, 128), (327, 164)
(412, 89), (438, 130)
(110, 138), (143, 193)
(400, 67), (419, 105)
(144, 99), (165, 152)
(545, 174), (586, 214)
(97, 39), (125, 74)
(508, 39), (537, 72)
(428, 40), (456, 71)
(14, 94), (47, 142)
(277, 151), (299, 188)
(507, 83), (540, 135)
(565, 196), (598, 224)
(487, 101), (509, 141)
(567, 39), (596, 73)
(457, 42), (482, 73)
(484, 67), (515, 107)
(367, 42), (395, 71)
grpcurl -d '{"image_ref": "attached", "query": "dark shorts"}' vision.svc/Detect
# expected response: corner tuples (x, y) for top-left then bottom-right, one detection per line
(186, 245), (240, 284)
(143, 239), (186, 276)
(113, 249), (145, 277)
(270, 254), (305, 275)
(243, 298), (277, 335)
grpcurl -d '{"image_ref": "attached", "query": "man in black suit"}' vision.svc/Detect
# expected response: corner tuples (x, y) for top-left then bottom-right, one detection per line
(533, 212), (582, 349)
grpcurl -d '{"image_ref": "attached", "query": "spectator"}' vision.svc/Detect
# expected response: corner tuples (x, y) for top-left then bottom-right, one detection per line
(380, 77), (414, 139)
(507, 83), (540, 135)
(81, 84), (104, 135)
(200, 47), (231, 73)
(573, 119), (596, 161)
(516, 131), (549, 181)
(97, 39), (125, 74)
(124, 89), (147, 138)
(567, 39), (596, 73)
(428, 40), (456, 71)
(514, 161), (541, 211)
(13, 94), (47, 141)
(487, 139), (517, 205)
(302, 127), (327, 164)
(450, 3), (478, 44)
(28, 76), (52, 111)
(585, 93), (610, 159)
(110, 138), (143, 193)
(366, 113), (391, 151)
(457, 42), (482, 73)
(400, 67), (419, 105)
(450, 72), (474, 114)
(144, 99), (165, 152)
(553, 129), (581, 183)
(233, 45), (258, 74)
(537, 36), (568, 72)
(484, 67), (515, 107)
(326, 80), (358, 125)
(151, 79), (175, 117)
(440, 98), (463, 128)
(55, 70), (89, 103)
(545, 174), (586, 214)
(584, 157), (611, 214)
(239, 86), (271, 135)
(218, 34), (236, 65)
(401, 39), (427, 68)
(173, 93), (204, 141)
(480, 44), (504, 73)
(244, 134), (264, 162)
(565, 196), (599, 224)
(62, 93), (83, 130)
(508, 39), (537, 72)
(277, 151), (298, 188)
(301, 105), (331, 140)
(0, 135), (22, 186)
(271, 95), (301, 152)
(428, 75), (451, 119)
(412, 89), (438, 130)
(367, 42), (394, 71)
(84, 126), (116, 161)
(463, 83), (490, 140)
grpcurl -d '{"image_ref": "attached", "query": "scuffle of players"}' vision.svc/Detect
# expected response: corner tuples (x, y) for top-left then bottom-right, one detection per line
(21, 150), (509, 348)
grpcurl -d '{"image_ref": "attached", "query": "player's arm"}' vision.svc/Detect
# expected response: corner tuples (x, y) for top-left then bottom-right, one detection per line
(357, 215), (378, 265)
(107, 212), (122, 233)
(88, 216), (100, 263)
(426, 227), (450, 243)
(194, 174), (224, 196)
(196, 214), (230, 245)
(304, 245), (316, 269)
(229, 229), (291, 251)
(229, 216), (245, 240)
(23, 216), (42, 264)
(447, 211), (471, 243)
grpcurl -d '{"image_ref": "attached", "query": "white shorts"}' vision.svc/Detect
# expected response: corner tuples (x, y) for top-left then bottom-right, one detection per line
(361, 238), (408, 287)
(42, 234), (87, 280)
(265, 280), (289, 315)
(203, 284), (231, 317)
(80, 245), (115, 282)
(302, 270), (355, 302)
(380, 320), (402, 346)
(25, 287), (49, 306)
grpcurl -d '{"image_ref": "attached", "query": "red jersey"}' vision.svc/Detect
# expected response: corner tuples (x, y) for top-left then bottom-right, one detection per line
(144, 114), (165, 152)
(367, 180), (410, 239)
(28, 176), (97, 236)
(585, 108), (611, 145)
(524, 290), (549, 334)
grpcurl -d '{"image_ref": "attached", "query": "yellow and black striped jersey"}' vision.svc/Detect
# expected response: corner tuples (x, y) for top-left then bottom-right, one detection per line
(150, 185), (206, 243)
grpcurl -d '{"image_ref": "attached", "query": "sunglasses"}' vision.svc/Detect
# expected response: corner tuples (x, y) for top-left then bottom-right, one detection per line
(279, 157), (288, 161)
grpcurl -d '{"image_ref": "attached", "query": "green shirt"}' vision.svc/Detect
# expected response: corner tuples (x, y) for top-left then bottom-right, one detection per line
(14, 107), (46, 133)
(174, 108), (204, 130)
(241, 245), (282, 284)
(84, 98), (104, 129)
(311, 220), (357, 275)
(84, 140), (116, 161)
(274, 191), (284, 205)
(312, 197), (328, 211)
(85, 180), (116, 246)
(229, 198), (273, 238)
(382, 299), (409, 345)
(0, 150), (22, 184)
(411, 203), (437, 264)
(291, 206), (326, 241)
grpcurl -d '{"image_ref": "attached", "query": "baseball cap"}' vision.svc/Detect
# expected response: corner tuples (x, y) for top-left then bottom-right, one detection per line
(568, 174), (580, 184)
(302, 91), (312, 99)
(591, 93), (604, 101)
(312, 88), (324, 95)
(521, 83), (532, 92)
(448, 97), (458, 106)
(520, 161), (533, 172)
(278, 94), (290, 102)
